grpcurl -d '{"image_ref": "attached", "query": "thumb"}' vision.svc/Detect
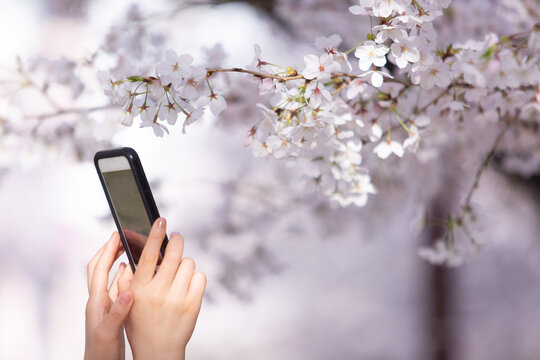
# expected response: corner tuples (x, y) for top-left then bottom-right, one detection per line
(100, 290), (133, 337)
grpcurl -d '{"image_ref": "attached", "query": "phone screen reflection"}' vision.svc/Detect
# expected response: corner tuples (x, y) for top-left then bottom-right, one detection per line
(102, 169), (162, 267)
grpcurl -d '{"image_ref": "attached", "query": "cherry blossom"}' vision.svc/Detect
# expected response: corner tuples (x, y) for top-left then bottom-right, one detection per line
(411, 61), (452, 89)
(355, 41), (389, 71)
(315, 34), (342, 55)
(266, 134), (292, 158)
(374, 138), (405, 159)
(140, 119), (170, 137)
(156, 49), (193, 88)
(302, 53), (341, 81)
(372, 0), (405, 18)
(5, 0), (540, 269)
(390, 39), (421, 69)
(305, 81), (332, 108)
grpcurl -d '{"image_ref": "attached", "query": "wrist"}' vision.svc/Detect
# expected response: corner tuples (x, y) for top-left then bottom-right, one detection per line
(132, 349), (185, 360)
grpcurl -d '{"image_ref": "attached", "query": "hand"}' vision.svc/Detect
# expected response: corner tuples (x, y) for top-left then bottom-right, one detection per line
(85, 232), (134, 360)
(118, 218), (207, 360)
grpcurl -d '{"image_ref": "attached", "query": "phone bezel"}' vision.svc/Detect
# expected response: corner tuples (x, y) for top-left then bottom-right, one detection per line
(94, 147), (168, 272)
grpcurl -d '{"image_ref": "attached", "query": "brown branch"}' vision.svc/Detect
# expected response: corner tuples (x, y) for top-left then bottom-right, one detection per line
(460, 120), (512, 212)
(206, 67), (303, 81)
(206, 67), (412, 86)
(24, 104), (116, 120)
(331, 79), (351, 96)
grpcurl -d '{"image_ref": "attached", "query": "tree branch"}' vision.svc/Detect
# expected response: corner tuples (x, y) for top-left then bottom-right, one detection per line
(460, 118), (513, 213)
(24, 104), (116, 120)
(206, 67), (412, 86)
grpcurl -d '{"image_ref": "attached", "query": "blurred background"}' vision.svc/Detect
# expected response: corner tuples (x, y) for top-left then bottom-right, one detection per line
(1, 0), (540, 359)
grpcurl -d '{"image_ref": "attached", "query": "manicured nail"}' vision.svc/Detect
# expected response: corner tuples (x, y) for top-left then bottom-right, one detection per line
(156, 217), (166, 229)
(119, 290), (133, 305)
(171, 231), (180, 237)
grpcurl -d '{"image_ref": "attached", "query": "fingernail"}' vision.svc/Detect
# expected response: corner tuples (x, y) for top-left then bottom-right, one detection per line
(156, 217), (166, 229)
(119, 290), (133, 305)
(171, 231), (180, 237)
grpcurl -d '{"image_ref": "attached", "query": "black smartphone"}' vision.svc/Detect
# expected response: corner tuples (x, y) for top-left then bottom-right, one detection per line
(94, 147), (167, 272)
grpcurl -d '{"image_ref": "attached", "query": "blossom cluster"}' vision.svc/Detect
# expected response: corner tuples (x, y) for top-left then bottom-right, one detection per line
(93, 0), (540, 265)
(3, 0), (539, 266)
(98, 48), (226, 136)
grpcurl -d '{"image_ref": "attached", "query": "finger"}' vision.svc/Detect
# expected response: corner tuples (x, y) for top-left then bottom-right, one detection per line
(131, 217), (167, 288)
(171, 257), (195, 295)
(87, 241), (108, 294)
(187, 272), (207, 312)
(108, 262), (127, 302)
(90, 232), (123, 297)
(153, 232), (184, 288)
(87, 235), (125, 291)
(118, 265), (134, 293)
(98, 290), (133, 341)
(123, 229), (147, 262)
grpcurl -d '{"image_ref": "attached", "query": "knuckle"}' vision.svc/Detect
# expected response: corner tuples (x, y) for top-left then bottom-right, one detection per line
(109, 306), (124, 321)
(118, 278), (128, 290)
(167, 295), (192, 313)
(182, 299), (200, 315)
(166, 249), (182, 263)
(141, 252), (159, 266)
(85, 301), (93, 317)
(182, 302), (194, 314)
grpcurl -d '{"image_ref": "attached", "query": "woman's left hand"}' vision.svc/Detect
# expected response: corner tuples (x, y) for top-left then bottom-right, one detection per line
(84, 232), (134, 360)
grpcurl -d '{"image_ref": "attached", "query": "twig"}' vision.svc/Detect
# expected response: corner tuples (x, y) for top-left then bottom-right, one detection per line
(460, 120), (512, 211)
(331, 79), (351, 96)
(24, 104), (116, 120)
(415, 86), (451, 114)
(206, 67), (303, 81)
(206, 67), (412, 87)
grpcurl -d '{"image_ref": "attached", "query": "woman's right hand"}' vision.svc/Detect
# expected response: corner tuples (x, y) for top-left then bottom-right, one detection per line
(118, 218), (207, 360)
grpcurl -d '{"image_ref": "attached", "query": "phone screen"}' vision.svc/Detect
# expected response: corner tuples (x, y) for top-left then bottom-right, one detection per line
(98, 156), (154, 266)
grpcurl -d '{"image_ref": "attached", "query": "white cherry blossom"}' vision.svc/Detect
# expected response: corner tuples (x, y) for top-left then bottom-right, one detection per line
(372, 0), (405, 18)
(348, 0), (373, 16)
(315, 34), (342, 55)
(156, 49), (193, 88)
(374, 138), (405, 159)
(181, 65), (207, 100)
(349, 174), (376, 207)
(266, 134), (292, 158)
(360, 69), (392, 88)
(390, 39), (420, 69)
(372, 24), (406, 44)
(355, 41), (389, 71)
(140, 119), (169, 137)
(305, 81), (332, 108)
(302, 53), (341, 81)
(411, 61), (451, 89)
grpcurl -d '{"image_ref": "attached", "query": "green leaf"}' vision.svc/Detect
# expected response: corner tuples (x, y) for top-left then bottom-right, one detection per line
(127, 75), (144, 82)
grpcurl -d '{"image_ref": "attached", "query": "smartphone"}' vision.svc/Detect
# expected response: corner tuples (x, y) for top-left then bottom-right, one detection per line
(94, 147), (167, 272)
